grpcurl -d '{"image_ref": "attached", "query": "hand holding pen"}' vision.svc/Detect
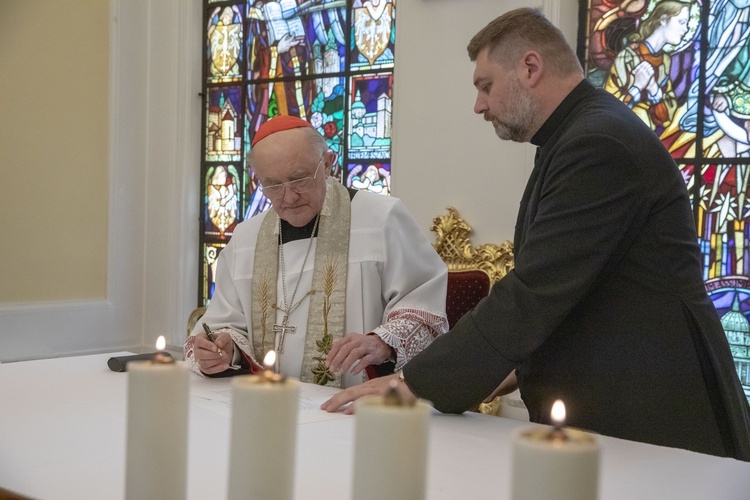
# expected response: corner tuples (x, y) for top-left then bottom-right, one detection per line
(202, 322), (224, 357)
(195, 322), (235, 375)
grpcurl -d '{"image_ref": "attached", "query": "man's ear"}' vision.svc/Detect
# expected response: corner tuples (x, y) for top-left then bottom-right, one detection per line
(519, 50), (543, 88)
(323, 151), (335, 177)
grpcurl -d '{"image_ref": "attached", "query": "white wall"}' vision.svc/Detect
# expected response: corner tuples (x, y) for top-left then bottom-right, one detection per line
(392, 0), (579, 245)
(0, 0), (148, 361)
(0, 0), (579, 361)
(0, 0), (201, 361)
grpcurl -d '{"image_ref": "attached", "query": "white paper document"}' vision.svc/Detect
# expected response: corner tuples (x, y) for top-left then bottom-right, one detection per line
(191, 381), (349, 423)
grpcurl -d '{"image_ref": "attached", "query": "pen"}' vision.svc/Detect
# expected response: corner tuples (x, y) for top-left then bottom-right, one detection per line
(202, 322), (224, 357)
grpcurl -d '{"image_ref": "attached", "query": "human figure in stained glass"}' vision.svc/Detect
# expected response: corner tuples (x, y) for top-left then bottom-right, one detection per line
(349, 164), (389, 194)
(606, 1), (691, 133)
(207, 165), (238, 237)
(680, 0), (750, 157)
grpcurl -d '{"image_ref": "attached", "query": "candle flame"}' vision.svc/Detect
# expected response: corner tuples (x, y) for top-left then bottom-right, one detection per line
(263, 350), (277, 369)
(551, 399), (566, 426)
(155, 335), (166, 351)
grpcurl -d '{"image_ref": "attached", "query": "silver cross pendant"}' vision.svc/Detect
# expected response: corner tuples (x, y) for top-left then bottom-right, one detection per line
(273, 322), (297, 353)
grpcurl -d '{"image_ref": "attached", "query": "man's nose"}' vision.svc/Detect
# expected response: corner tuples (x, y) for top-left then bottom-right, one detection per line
(474, 94), (487, 115)
(281, 185), (300, 203)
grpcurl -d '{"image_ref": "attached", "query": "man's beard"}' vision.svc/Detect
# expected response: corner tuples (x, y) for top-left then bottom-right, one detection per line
(487, 79), (538, 143)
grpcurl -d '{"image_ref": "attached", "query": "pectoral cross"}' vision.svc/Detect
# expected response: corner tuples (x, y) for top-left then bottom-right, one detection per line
(273, 321), (296, 354)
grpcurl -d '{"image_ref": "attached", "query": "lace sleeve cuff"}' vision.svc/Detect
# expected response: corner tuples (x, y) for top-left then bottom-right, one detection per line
(372, 307), (449, 372)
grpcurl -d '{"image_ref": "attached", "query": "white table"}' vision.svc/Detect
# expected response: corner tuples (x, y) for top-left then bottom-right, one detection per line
(1, 353), (749, 499)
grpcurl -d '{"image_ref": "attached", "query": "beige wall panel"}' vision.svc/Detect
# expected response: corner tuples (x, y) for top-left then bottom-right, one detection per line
(0, 0), (109, 302)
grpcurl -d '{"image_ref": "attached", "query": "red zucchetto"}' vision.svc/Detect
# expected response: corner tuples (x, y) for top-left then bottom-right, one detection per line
(251, 115), (314, 147)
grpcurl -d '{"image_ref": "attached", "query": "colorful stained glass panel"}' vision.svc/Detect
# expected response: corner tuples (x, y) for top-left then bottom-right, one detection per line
(349, 0), (395, 71)
(582, 0), (750, 402)
(583, 0), (700, 156)
(348, 73), (392, 160)
(697, 163), (750, 280)
(205, 86), (243, 162)
(204, 164), (241, 240)
(246, 0), (347, 79)
(201, 242), (226, 305)
(345, 161), (390, 194)
(206, 5), (244, 84)
(692, 0), (750, 159)
(243, 166), (271, 220)
(704, 284), (750, 401)
(201, 0), (396, 306)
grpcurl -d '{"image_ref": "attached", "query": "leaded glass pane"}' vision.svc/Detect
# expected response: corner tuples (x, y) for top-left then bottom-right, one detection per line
(704, 285), (750, 401)
(243, 166), (271, 220)
(581, 0), (750, 402)
(246, 0), (347, 78)
(681, 164), (695, 208)
(350, 0), (395, 71)
(692, 0), (750, 159)
(697, 163), (750, 279)
(204, 164), (241, 239)
(699, 162), (750, 400)
(205, 86), (243, 162)
(201, 242), (226, 304)
(583, 0), (699, 152)
(348, 73), (392, 160)
(200, 0), (396, 306)
(206, 5), (244, 84)
(345, 161), (390, 194)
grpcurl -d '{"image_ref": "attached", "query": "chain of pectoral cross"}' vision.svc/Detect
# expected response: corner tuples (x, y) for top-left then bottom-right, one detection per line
(274, 214), (320, 354)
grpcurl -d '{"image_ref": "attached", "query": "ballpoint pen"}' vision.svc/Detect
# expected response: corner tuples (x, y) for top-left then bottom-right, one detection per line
(202, 322), (224, 357)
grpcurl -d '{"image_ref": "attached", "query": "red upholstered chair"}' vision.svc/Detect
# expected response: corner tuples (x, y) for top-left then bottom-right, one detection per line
(445, 270), (492, 329)
(431, 207), (516, 416)
(431, 206), (514, 325)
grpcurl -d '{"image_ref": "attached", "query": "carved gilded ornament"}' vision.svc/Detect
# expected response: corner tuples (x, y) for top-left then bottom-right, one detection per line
(431, 207), (514, 284)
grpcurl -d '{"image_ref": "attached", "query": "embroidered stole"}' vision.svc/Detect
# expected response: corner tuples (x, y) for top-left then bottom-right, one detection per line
(251, 181), (351, 386)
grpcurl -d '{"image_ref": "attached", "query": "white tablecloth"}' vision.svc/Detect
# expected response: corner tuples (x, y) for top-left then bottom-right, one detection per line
(0, 353), (748, 499)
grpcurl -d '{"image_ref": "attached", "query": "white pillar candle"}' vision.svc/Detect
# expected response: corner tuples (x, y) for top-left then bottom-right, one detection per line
(511, 400), (599, 500)
(352, 391), (431, 500)
(227, 351), (299, 500)
(125, 337), (189, 500)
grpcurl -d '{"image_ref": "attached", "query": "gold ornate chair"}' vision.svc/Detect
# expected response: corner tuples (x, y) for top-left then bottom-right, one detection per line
(432, 207), (514, 328)
(431, 207), (524, 417)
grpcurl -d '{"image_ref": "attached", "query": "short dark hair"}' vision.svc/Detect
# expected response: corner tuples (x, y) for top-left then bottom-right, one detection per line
(467, 8), (582, 76)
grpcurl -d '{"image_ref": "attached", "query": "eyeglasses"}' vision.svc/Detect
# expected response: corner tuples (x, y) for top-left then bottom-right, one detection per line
(260, 155), (325, 199)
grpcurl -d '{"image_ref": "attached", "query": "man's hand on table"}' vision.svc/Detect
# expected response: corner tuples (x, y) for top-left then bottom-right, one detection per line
(325, 332), (393, 375)
(321, 373), (415, 415)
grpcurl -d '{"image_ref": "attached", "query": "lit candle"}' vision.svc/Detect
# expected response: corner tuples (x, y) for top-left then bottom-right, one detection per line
(227, 350), (299, 500)
(352, 381), (431, 500)
(125, 336), (189, 500)
(511, 399), (599, 500)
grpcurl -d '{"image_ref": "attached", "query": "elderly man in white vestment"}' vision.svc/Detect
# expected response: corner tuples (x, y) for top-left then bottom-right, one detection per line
(185, 115), (449, 387)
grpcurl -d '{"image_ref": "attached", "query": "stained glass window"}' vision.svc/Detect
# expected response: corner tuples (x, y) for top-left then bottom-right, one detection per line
(200, 0), (397, 306)
(581, 0), (750, 402)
